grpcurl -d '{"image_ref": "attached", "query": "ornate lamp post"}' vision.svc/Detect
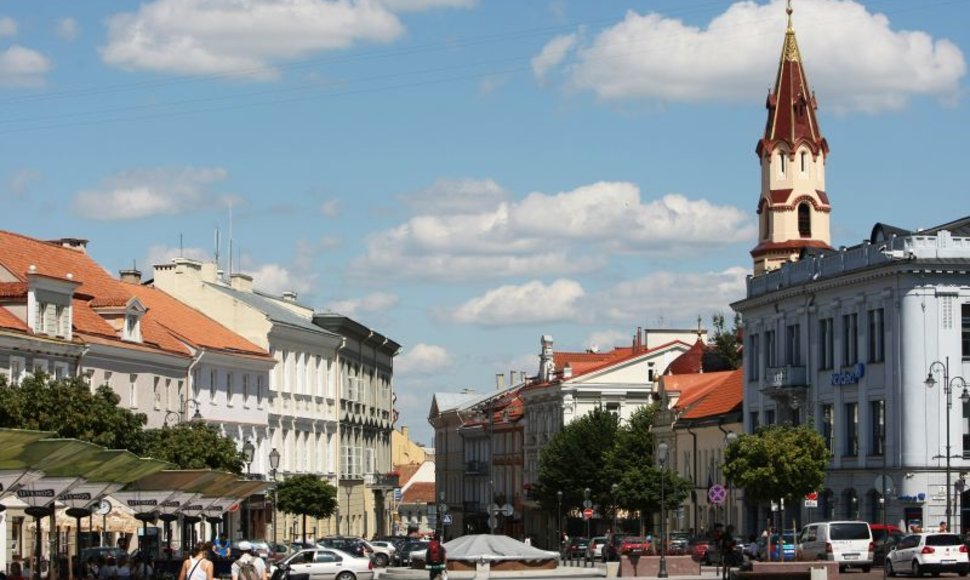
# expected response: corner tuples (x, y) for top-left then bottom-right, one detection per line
(584, 487), (591, 539)
(611, 483), (619, 534)
(725, 431), (738, 530)
(242, 440), (255, 538)
(269, 447), (281, 546)
(926, 357), (970, 531)
(658, 441), (669, 579)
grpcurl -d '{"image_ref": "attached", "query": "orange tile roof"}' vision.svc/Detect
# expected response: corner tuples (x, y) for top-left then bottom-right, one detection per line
(0, 282), (27, 298)
(125, 283), (269, 357)
(665, 339), (706, 375)
(0, 306), (27, 332)
(402, 482), (436, 504)
(394, 463), (424, 487)
(675, 369), (743, 420)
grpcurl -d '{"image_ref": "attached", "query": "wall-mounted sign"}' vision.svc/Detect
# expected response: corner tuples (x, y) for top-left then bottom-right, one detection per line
(831, 363), (865, 386)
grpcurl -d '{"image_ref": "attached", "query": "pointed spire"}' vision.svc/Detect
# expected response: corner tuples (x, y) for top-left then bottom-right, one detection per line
(756, 0), (828, 159)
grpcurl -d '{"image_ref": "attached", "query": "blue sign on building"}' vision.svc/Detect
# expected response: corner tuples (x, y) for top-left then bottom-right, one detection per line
(831, 363), (865, 386)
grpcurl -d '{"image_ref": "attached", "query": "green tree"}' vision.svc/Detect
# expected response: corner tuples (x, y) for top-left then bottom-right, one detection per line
(276, 474), (338, 541)
(606, 406), (691, 524)
(142, 422), (244, 473)
(0, 373), (148, 452)
(536, 407), (620, 513)
(723, 424), (828, 506)
(711, 312), (742, 369)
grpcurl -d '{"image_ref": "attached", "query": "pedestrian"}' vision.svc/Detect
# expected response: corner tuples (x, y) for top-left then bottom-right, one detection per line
(98, 556), (119, 580)
(939, 521), (948, 533)
(178, 543), (214, 580)
(231, 541), (267, 580)
(213, 534), (232, 560)
(424, 533), (447, 580)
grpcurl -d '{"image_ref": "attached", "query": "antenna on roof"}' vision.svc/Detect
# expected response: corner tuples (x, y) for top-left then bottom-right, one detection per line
(179, 233), (184, 257)
(228, 200), (234, 276)
(214, 227), (220, 266)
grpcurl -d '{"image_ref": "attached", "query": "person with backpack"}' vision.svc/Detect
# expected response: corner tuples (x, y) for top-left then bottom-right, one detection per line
(231, 541), (267, 580)
(424, 533), (447, 580)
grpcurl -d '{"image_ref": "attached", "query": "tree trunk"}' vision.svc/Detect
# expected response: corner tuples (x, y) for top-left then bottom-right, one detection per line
(302, 513), (307, 543)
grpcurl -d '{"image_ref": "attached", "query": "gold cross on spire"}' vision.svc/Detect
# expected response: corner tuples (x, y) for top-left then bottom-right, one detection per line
(787, 0), (794, 31)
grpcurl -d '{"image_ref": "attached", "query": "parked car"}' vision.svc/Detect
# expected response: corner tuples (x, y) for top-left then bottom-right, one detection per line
(619, 537), (651, 556)
(704, 536), (744, 566)
(667, 533), (691, 556)
(317, 537), (371, 559)
(603, 533), (635, 562)
(394, 539), (428, 567)
(886, 532), (969, 577)
(690, 538), (712, 563)
(870, 523), (903, 566)
(367, 541), (396, 567)
(797, 521), (873, 572)
(273, 548), (375, 580)
(564, 537), (590, 559)
(586, 537), (607, 560)
(758, 532), (796, 562)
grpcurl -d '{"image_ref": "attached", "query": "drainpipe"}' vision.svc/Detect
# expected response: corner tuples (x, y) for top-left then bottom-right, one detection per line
(187, 351), (206, 416)
(75, 346), (90, 379)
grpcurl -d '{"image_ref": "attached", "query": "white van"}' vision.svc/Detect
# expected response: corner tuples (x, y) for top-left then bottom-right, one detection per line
(798, 521), (874, 572)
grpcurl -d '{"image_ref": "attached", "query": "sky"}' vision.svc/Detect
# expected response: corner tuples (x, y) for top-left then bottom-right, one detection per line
(1, 0), (967, 446)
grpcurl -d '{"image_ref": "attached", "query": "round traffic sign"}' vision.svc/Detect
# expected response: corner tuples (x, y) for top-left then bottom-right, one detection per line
(708, 484), (727, 505)
(583, 508), (594, 520)
(487, 516), (498, 529)
(582, 499), (593, 508)
(805, 491), (818, 501)
(875, 475), (895, 495)
(227, 503), (240, 513)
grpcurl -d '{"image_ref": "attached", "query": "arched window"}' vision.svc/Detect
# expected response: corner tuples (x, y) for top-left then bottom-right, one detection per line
(801, 151), (808, 174)
(798, 203), (811, 237)
(761, 209), (769, 240)
(778, 153), (787, 175)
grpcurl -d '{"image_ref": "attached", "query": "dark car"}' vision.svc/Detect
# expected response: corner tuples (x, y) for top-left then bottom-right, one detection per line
(668, 533), (691, 556)
(870, 523), (903, 566)
(394, 539), (429, 567)
(317, 536), (370, 559)
(564, 537), (590, 559)
(603, 533), (635, 562)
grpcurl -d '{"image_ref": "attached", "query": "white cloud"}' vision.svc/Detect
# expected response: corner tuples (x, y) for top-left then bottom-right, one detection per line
(378, 0), (476, 11)
(399, 178), (508, 214)
(583, 329), (633, 352)
(351, 179), (752, 281)
(0, 17), (17, 38)
(101, 0), (405, 78)
(145, 244), (210, 271)
(0, 45), (51, 87)
(545, 0), (965, 113)
(479, 74), (510, 96)
(73, 167), (228, 220)
(531, 33), (576, 85)
(589, 267), (749, 324)
(324, 292), (399, 317)
(396, 343), (452, 375)
(56, 18), (79, 41)
(7, 168), (41, 199)
(447, 279), (586, 326)
(247, 263), (312, 296)
(320, 198), (341, 217)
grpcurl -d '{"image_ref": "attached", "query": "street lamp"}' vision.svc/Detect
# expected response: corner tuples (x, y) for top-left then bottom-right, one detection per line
(269, 447), (281, 546)
(611, 483), (619, 534)
(556, 490), (563, 549)
(925, 357), (970, 531)
(584, 487), (591, 540)
(162, 399), (203, 426)
(658, 441), (669, 579)
(242, 440), (255, 538)
(346, 486), (353, 536)
(725, 431), (738, 530)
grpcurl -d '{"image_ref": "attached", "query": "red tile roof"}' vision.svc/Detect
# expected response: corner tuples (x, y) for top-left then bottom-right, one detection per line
(666, 369), (743, 421)
(665, 339), (705, 375)
(402, 482), (435, 504)
(0, 282), (27, 298)
(394, 463), (424, 487)
(0, 306), (27, 332)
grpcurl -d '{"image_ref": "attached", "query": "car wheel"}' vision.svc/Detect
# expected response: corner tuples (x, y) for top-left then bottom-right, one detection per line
(913, 560), (923, 577)
(887, 559), (897, 577)
(336, 572), (356, 580)
(374, 554), (389, 568)
(862, 566), (871, 573)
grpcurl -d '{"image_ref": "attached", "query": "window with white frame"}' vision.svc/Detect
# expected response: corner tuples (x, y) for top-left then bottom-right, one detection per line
(8, 356), (26, 385)
(53, 361), (69, 380)
(129, 374), (138, 408)
(242, 374), (250, 406)
(256, 375), (264, 407)
(33, 358), (49, 376)
(226, 372), (234, 406)
(153, 377), (161, 410)
(123, 313), (142, 342)
(209, 369), (217, 400)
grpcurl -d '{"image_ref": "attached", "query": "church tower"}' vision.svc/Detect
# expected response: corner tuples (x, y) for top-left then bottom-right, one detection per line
(751, 1), (833, 275)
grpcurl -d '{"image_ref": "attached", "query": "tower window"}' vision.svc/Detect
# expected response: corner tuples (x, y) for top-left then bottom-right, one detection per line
(800, 151), (807, 173)
(798, 203), (811, 237)
(778, 153), (787, 175)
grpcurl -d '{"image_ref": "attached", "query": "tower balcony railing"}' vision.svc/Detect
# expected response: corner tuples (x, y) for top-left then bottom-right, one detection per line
(764, 365), (807, 388)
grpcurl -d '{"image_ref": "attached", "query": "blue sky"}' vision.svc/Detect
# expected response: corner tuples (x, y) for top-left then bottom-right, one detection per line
(1, 0), (967, 446)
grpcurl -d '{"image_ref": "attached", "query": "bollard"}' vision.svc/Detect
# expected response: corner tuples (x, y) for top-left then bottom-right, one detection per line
(809, 566), (828, 580)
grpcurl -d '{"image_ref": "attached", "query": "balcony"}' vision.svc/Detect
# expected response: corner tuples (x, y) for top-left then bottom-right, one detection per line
(764, 365), (807, 388)
(464, 460), (488, 476)
(370, 472), (400, 488)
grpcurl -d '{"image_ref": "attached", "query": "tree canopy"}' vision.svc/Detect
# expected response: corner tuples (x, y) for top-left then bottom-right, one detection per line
(536, 407), (619, 512)
(723, 423), (829, 504)
(0, 373), (148, 451)
(276, 474), (338, 541)
(142, 422), (244, 473)
(605, 406), (691, 515)
(711, 312), (742, 370)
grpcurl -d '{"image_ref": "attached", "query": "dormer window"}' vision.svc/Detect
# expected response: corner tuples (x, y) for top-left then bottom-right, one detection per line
(124, 312), (141, 342)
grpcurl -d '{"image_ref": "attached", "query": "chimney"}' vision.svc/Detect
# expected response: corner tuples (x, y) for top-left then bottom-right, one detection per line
(563, 364), (572, 379)
(51, 238), (89, 252)
(282, 291), (298, 302)
(402, 426), (409, 440)
(496, 373), (506, 390)
(119, 268), (142, 284)
(230, 272), (253, 293)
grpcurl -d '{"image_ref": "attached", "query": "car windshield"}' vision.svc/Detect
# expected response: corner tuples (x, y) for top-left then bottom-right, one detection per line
(926, 534), (963, 546)
(830, 523), (870, 540)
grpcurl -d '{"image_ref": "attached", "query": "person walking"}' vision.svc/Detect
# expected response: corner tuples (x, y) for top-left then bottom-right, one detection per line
(424, 533), (447, 580)
(178, 543), (214, 580)
(231, 541), (267, 580)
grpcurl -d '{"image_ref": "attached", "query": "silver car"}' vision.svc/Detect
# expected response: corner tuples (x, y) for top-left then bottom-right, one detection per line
(277, 548), (375, 580)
